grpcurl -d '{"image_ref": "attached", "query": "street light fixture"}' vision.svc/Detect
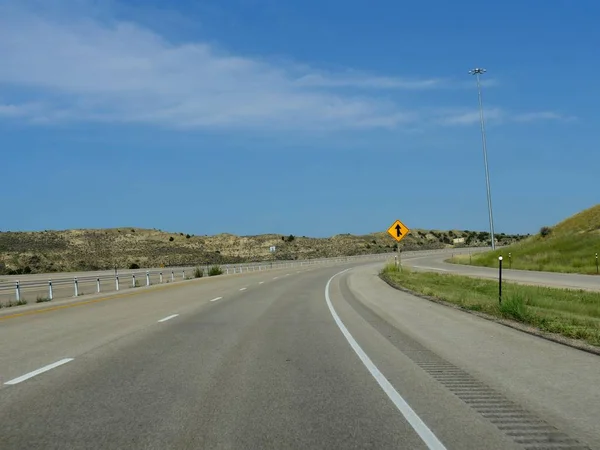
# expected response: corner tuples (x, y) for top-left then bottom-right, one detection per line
(469, 67), (496, 250)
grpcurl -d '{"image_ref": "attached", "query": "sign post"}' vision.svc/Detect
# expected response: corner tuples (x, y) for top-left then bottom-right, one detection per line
(387, 219), (410, 271)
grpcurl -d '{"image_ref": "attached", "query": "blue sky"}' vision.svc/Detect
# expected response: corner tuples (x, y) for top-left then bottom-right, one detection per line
(1, 0), (598, 237)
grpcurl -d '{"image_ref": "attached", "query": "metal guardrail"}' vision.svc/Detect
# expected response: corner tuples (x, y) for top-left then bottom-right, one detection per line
(0, 247), (484, 305)
(0, 253), (391, 304)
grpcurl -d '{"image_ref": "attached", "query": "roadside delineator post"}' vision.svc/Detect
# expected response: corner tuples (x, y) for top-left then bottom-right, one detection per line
(15, 281), (21, 302)
(182, 270), (185, 280)
(97, 277), (101, 293)
(160, 272), (163, 283)
(74, 277), (79, 297)
(509, 252), (512, 269)
(49, 280), (54, 301)
(146, 271), (150, 286)
(498, 256), (503, 304)
(171, 271), (174, 282)
(132, 274), (136, 288)
(596, 253), (599, 274)
(116, 275), (120, 291)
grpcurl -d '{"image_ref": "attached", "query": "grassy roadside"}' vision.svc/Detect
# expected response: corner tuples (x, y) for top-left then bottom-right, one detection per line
(380, 264), (600, 347)
(448, 232), (600, 274)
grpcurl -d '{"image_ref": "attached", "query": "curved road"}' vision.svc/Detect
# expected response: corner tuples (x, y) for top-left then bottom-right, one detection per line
(404, 252), (600, 291)
(0, 258), (598, 449)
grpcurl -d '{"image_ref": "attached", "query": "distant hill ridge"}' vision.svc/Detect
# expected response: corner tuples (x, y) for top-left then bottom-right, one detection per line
(0, 226), (526, 274)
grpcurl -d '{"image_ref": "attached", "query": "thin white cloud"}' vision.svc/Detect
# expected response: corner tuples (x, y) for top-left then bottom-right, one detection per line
(513, 111), (576, 122)
(436, 108), (504, 126)
(0, 4), (427, 130)
(0, 2), (574, 132)
(294, 73), (442, 89)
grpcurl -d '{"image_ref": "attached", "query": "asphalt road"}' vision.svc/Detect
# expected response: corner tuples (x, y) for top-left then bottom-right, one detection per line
(404, 252), (600, 291)
(1, 259), (598, 449)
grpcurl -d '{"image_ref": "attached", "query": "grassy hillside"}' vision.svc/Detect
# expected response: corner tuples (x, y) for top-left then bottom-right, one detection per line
(0, 226), (525, 274)
(450, 204), (600, 274)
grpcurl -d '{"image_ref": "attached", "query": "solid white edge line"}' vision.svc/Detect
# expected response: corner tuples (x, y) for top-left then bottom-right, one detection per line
(325, 269), (447, 450)
(5, 358), (74, 385)
(158, 314), (179, 323)
(210, 297), (223, 302)
(412, 266), (450, 272)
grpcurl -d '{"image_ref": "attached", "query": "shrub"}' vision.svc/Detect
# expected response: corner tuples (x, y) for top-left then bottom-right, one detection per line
(194, 267), (203, 278)
(209, 265), (223, 276)
(169, 237), (174, 242)
(131, 229), (135, 233)
(129, 263), (140, 270)
(540, 226), (552, 237)
(287, 234), (295, 242)
(186, 234), (191, 239)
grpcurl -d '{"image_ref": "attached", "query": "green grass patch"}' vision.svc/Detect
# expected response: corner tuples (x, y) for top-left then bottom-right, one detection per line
(209, 265), (223, 276)
(448, 204), (600, 274)
(194, 267), (204, 278)
(36, 296), (52, 303)
(449, 232), (600, 274)
(380, 264), (600, 347)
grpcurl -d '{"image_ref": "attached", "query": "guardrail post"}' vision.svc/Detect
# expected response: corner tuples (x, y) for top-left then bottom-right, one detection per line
(171, 271), (174, 282)
(498, 256), (503, 304)
(160, 272), (163, 283)
(49, 280), (53, 300)
(74, 277), (79, 297)
(146, 271), (150, 286)
(132, 274), (136, 288)
(116, 276), (120, 291)
(15, 281), (21, 302)
(97, 277), (101, 293)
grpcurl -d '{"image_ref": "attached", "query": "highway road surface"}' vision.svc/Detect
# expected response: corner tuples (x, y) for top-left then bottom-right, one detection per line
(404, 252), (600, 291)
(1, 258), (598, 449)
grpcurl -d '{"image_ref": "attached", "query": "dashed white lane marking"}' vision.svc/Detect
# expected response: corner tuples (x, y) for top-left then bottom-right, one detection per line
(5, 358), (74, 385)
(273, 277), (279, 280)
(239, 287), (247, 291)
(210, 297), (223, 302)
(258, 282), (264, 285)
(158, 314), (179, 323)
(325, 269), (447, 450)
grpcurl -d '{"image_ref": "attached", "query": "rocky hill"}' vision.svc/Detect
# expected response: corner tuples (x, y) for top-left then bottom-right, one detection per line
(0, 227), (526, 274)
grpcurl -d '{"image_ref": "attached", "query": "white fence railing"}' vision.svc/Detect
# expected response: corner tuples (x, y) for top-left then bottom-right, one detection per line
(0, 247), (485, 306)
(0, 253), (391, 305)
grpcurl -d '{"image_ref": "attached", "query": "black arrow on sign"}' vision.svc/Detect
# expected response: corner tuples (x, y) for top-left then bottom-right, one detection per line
(395, 224), (402, 237)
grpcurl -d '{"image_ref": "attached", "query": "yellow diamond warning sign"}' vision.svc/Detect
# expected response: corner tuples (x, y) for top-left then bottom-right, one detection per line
(387, 219), (410, 243)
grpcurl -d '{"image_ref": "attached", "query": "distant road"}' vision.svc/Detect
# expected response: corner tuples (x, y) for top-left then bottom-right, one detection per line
(1, 256), (597, 449)
(405, 252), (600, 291)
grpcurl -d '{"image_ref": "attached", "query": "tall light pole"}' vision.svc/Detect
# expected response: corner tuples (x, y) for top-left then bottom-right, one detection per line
(469, 67), (496, 250)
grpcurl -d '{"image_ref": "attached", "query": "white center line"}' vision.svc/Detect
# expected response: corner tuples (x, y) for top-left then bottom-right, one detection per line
(158, 314), (179, 323)
(258, 281), (264, 285)
(273, 277), (279, 280)
(325, 269), (447, 450)
(210, 297), (223, 302)
(5, 358), (74, 385)
(239, 287), (247, 291)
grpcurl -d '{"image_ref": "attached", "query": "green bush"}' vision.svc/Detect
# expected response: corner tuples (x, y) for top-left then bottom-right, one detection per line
(169, 237), (174, 242)
(194, 267), (203, 278)
(540, 226), (552, 237)
(209, 265), (223, 276)
(129, 263), (140, 269)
